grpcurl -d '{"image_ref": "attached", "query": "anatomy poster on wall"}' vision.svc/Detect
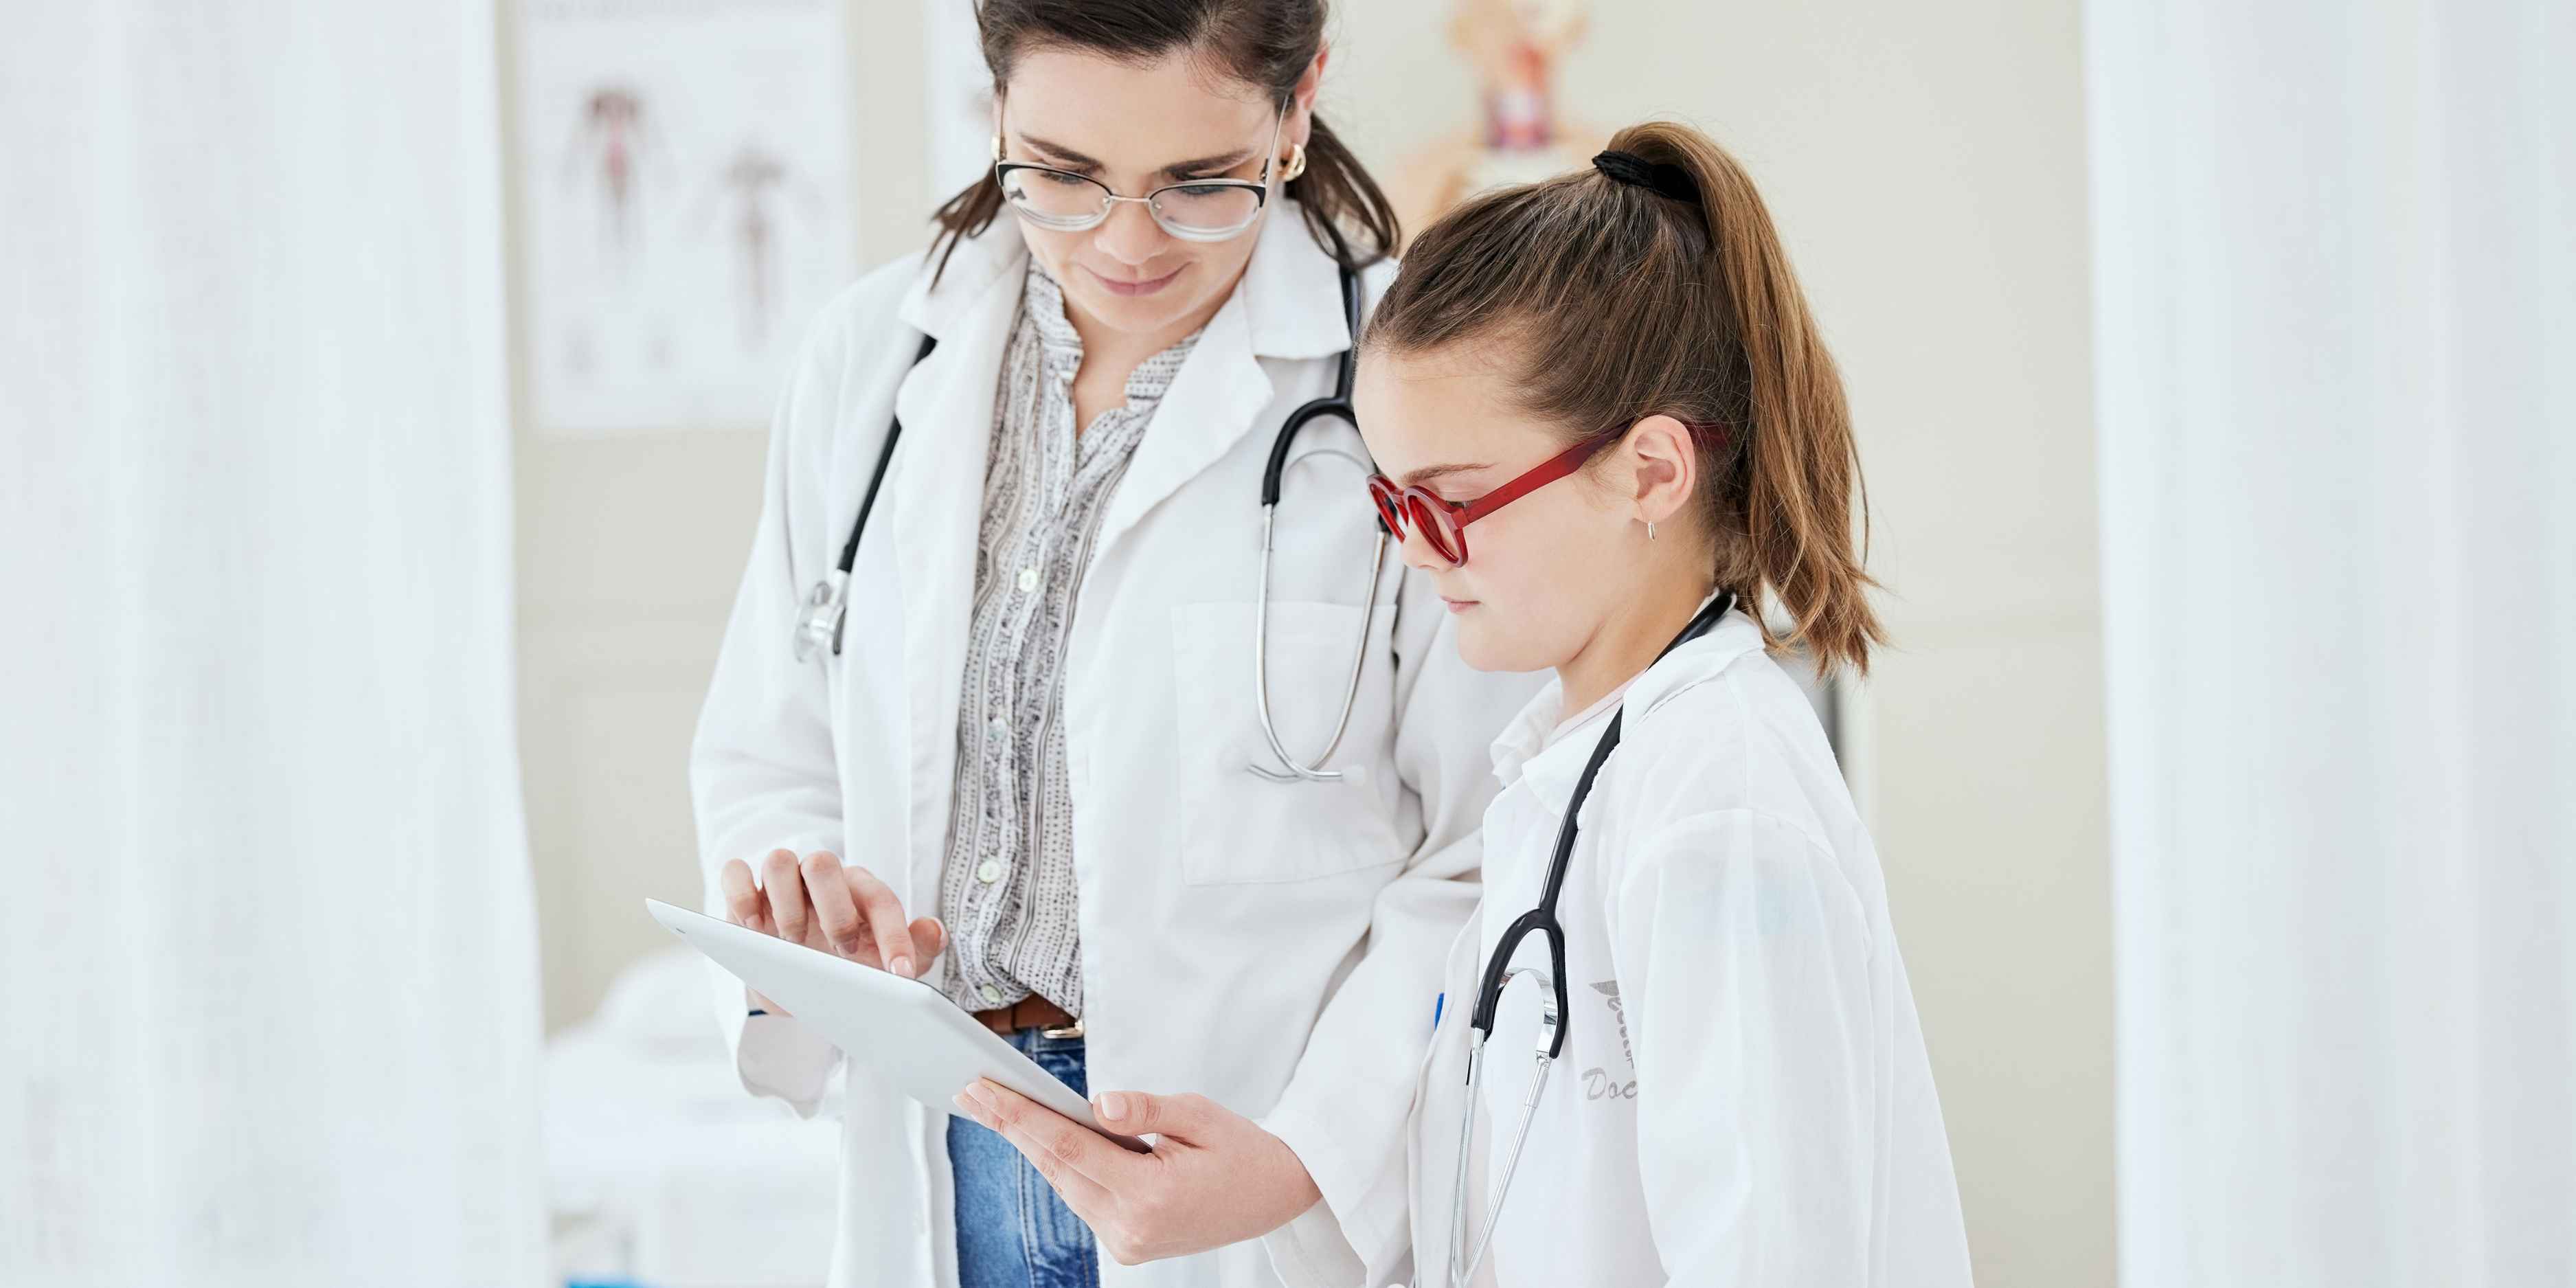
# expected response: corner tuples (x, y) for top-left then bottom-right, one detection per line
(516, 0), (856, 434)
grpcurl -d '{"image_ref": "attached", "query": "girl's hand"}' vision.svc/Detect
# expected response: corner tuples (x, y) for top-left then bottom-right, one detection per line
(952, 1079), (1323, 1265)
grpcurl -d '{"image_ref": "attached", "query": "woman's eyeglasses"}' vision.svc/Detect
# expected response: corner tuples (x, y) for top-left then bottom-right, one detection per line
(993, 100), (1287, 243)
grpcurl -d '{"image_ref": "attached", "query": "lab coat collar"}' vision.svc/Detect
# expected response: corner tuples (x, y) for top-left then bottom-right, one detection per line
(1487, 605), (1767, 805)
(1235, 199), (1356, 359)
(1625, 600), (1765, 720)
(1487, 675), (1568, 795)
(1489, 674), (1606, 810)
(896, 214), (1020, 342)
(896, 199), (1353, 359)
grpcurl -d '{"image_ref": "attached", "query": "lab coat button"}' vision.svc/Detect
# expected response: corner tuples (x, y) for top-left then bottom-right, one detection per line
(975, 859), (1004, 884)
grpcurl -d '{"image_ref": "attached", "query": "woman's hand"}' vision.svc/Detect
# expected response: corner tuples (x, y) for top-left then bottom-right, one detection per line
(719, 849), (945, 1013)
(952, 1080), (1323, 1265)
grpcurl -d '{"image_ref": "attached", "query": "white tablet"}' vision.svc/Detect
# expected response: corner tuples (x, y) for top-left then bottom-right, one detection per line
(646, 899), (1146, 1151)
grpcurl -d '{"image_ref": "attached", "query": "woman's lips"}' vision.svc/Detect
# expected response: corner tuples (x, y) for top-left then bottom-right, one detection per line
(1088, 263), (1184, 297)
(1442, 597), (1479, 614)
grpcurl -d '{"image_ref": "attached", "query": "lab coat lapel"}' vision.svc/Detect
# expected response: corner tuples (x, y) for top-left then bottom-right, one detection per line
(1091, 297), (1269, 557)
(889, 231), (1026, 908)
(1092, 203), (1351, 557)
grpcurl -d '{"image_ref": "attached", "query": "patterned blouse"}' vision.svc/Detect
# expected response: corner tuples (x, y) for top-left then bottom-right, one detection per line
(934, 263), (1202, 1017)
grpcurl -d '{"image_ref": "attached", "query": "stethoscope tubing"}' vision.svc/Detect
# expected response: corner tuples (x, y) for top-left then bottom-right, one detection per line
(795, 262), (1386, 789)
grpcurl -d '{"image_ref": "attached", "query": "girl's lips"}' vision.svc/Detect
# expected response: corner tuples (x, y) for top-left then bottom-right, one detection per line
(1088, 263), (1184, 297)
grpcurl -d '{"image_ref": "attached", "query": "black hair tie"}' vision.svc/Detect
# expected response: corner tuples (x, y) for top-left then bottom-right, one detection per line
(1592, 150), (1702, 206)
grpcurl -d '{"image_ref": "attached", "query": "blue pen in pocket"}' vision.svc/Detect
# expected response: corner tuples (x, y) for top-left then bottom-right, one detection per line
(1432, 991), (1445, 1033)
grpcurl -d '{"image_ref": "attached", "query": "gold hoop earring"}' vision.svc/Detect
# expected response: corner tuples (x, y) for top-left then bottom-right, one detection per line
(1281, 143), (1307, 182)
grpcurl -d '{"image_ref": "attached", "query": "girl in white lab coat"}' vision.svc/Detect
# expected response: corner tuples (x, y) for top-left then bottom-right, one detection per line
(1343, 119), (1976, 1287)
(953, 118), (1972, 1286)
(693, 3), (1539, 1287)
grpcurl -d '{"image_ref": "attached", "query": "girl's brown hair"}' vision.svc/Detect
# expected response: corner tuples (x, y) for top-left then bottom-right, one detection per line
(1366, 120), (1884, 675)
(929, 0), (1398, 283)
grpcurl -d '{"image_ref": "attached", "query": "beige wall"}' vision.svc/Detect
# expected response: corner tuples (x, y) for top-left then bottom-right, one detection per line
(510, 2), (2110, 1285)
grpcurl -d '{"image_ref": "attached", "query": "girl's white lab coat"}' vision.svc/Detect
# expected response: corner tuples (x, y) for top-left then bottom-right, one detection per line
(690, 206), (1541, 1288)
(1267, 609), (1972, 1287)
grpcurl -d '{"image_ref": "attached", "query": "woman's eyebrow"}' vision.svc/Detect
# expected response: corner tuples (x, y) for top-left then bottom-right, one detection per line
(1159, 147), (1254, 177)
(1017, 134), (1251, 177)
(1017, 134), (1100, 168)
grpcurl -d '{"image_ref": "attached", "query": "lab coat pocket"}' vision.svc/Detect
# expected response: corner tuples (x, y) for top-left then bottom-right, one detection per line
(1168, 598), (1404, 885)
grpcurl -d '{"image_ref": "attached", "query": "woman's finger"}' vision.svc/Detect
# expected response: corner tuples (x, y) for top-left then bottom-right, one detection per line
(719, 858), (760, 927)
(801, 851), (868, 957)
(910, 916), (947, 964)
(760, 848), (811, 945)
(844, 866), (918, 978)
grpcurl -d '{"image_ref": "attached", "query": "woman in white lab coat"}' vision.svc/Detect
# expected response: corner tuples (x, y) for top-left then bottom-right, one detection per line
(953, 122), (1972, 1286)
(689, 3), (1535, 1287)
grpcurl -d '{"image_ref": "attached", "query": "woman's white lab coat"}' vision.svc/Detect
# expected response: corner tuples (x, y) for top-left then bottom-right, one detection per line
(690, 206), (1541, 1288)
(1267, 609), (1973, 1288)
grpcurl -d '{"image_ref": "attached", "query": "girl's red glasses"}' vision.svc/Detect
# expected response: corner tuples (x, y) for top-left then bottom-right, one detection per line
(1365, 437), (1607, 567)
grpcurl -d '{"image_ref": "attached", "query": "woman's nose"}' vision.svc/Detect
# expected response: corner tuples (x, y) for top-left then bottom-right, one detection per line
(1089, 199), (1166, 268)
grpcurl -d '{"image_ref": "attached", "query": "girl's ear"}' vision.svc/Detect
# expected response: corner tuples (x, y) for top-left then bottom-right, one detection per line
(1618, 414), (1701, 529)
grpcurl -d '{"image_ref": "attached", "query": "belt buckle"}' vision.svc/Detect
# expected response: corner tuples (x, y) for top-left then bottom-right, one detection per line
(1039, 1017), (1085, 1039)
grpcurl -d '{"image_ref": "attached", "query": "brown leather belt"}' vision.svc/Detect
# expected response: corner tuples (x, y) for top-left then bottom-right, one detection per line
(973, 995), (1084, 1039)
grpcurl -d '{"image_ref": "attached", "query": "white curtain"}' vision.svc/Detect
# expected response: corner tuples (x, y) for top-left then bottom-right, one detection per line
(2088, 1), (2574, 1285)
(1, 4), (545, 1285)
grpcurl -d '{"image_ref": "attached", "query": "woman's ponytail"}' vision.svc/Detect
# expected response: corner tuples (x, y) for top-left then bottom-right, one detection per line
(1284, 114), (1397, 270)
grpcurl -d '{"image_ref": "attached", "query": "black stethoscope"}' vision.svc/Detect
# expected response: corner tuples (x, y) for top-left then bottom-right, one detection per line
(789, 265), (1390, 786)
(790, 332), (938, 664)
(1445, 589), (1737, 1285)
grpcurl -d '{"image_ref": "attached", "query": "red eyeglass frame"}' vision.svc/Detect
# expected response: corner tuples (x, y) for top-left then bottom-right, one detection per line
(1366, 422), (1727, 566)
(1365, 437), (1605, 567)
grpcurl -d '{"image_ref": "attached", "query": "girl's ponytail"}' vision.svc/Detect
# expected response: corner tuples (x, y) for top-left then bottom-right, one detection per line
(1369, 119), (1884, 675)
(1620, 122), (1883, 674)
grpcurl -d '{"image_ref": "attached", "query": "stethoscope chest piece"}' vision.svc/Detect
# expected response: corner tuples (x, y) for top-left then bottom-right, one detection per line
(792, 570), (850, 663)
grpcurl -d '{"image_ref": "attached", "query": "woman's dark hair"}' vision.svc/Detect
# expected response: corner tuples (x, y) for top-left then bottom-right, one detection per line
(1367, 121), (1884, 675)
(929, 0), (1398, 283)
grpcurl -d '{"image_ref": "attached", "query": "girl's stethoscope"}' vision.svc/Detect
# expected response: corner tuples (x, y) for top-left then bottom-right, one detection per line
(1444, 590), (1737, 1287)
(790, 262), (1386, 785)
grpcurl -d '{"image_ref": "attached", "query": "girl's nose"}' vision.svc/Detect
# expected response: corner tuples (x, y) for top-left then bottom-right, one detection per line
(1395, 522), (1454, 573)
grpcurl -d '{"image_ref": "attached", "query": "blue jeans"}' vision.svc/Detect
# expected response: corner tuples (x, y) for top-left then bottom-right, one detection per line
(948, 1026), (1099, 1288)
